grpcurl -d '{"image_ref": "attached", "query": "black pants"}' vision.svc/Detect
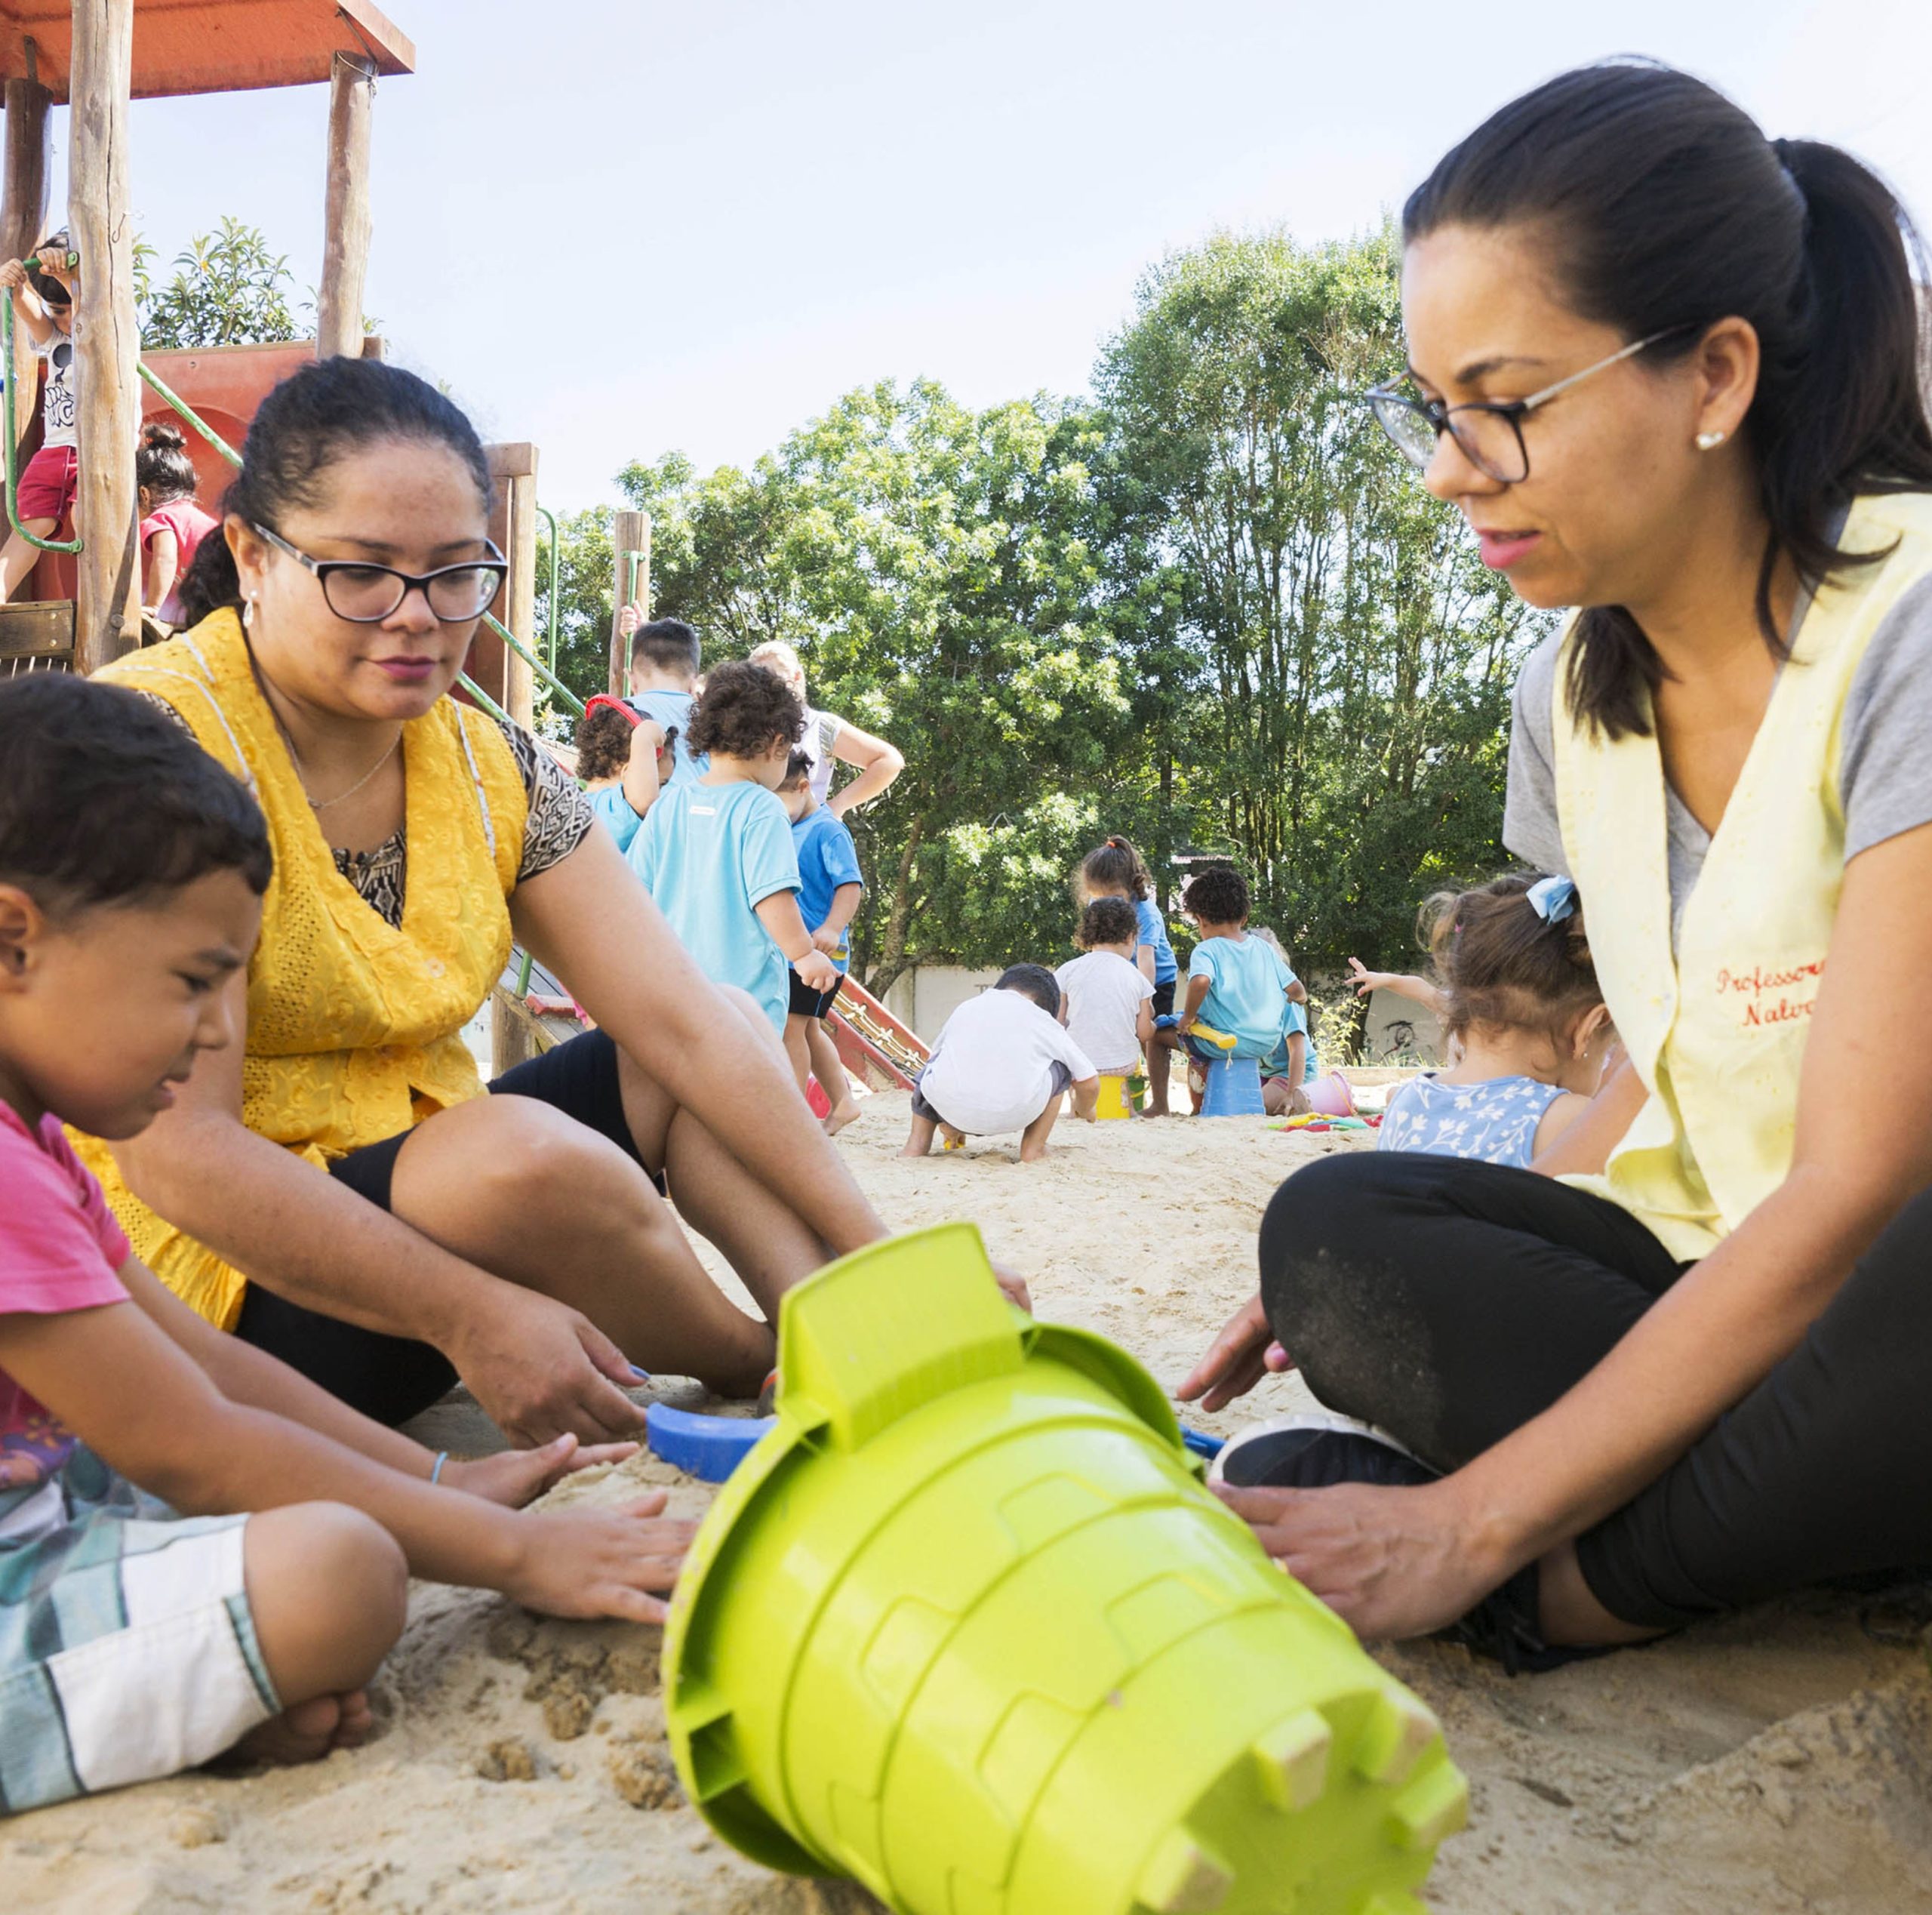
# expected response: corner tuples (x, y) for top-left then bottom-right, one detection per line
(235, 1031), (648, 1427)
(1259, 1152), (1932, 1630)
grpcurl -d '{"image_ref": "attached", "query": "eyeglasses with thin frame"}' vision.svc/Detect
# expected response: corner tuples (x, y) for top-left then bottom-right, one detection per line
(251, 522), (508, 623)
(1364, 325), (1699, 483)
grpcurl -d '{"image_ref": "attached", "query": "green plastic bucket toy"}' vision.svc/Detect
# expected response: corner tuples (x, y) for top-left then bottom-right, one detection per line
(663, 1223), (1466, 1915)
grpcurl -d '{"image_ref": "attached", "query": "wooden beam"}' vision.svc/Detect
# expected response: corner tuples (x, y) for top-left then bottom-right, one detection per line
(2, 46), (50, 479)
(68, 0), (139, 671)
(502, 457), (539, 731)
(608, 508), (650, 697)
(317, 50), (374, 360)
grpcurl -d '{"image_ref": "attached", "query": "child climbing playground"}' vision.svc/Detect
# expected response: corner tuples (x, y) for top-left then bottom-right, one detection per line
(136, 423), (218, 626)
(619, 608), (706, 793)
(0, 232), (78, 602)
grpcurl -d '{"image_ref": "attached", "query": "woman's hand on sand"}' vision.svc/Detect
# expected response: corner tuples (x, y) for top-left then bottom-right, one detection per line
(1177, 1290), (1289, 1412)
(502, 1492), (697, 1623)
(1214, 1478), (1507, 1642)
(442, 1433), (642, 1508)
(448, 1289), (651, 1448)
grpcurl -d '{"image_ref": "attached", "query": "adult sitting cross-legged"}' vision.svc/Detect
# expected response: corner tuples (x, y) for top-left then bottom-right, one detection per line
(78, 358), (923, 1448)
(1183, 60), (1932, 1669)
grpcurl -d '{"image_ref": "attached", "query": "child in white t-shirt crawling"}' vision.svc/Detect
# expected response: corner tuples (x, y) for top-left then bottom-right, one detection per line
(900, 965), (1100, 1163)
(1054, 897), (1155, 1088)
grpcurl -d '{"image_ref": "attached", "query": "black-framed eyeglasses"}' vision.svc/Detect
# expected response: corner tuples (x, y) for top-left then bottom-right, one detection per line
(251, 522), (507, 623)
(1363, 325), (1699, 483)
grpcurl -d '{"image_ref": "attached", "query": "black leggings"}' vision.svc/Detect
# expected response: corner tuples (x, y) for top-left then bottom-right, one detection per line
(1258, 1152), (1932, 1630)
(235, 1031), (648, 1427)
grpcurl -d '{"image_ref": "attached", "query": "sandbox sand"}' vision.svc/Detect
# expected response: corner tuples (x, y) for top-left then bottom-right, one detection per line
(8, 1097), (1930, 1912)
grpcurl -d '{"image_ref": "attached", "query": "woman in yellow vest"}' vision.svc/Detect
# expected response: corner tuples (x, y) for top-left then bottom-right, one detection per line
(1181, 61), (1932, 1669)
(81, 358), (905, 1448)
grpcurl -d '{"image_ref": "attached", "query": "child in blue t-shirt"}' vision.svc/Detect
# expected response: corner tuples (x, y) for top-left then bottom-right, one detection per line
(618, 608), (709, 798)
(1251, 926), (1318, 1115)
(574, 695), (676, 855)
(1175, 867), (1296, 1109)
(1079, 836), (1180, 1114)
(629, 662), (837, 1036)
(779, 752), (866, 1135)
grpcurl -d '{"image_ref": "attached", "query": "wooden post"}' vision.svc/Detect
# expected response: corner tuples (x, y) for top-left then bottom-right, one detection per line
(2, 45), (51, 486)
(69, 0), (141, 671)
(607, 509), (651, 696)
(503, 462), (539, 730)
(318, 52), (375, 359)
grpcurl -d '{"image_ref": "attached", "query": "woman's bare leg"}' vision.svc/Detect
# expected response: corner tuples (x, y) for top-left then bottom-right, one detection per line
(389, 1095), (774, 1393)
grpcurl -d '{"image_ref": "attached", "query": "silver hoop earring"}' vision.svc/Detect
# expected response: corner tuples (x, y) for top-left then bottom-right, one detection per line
(1696, 429), (1727, 451)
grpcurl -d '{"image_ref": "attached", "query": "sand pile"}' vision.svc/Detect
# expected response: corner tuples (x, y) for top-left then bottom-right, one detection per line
(8, 1097), (1929, 1912)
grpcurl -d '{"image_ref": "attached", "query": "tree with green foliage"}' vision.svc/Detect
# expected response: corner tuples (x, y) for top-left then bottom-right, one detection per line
(137, 217), (303, 350)
(1097, 223), (1550, 1041)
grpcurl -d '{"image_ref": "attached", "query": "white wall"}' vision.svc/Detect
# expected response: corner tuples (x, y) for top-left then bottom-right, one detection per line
(882, 965), (1002, 1045)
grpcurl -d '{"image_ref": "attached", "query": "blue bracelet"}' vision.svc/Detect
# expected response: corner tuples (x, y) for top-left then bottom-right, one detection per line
(429, 1450), (450, 1486)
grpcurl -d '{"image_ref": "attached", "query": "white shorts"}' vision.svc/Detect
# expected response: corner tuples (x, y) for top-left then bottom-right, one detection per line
(0, 1452), (277, 1813)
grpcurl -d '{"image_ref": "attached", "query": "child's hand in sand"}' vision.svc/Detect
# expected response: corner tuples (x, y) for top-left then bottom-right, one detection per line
(989, 1260), (1032, 1313)
(443, 1432), (642, 1509)
(503, 1492), (697, 1623)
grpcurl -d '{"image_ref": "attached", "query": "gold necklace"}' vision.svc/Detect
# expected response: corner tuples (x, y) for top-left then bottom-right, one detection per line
(245, 635), (403, 813)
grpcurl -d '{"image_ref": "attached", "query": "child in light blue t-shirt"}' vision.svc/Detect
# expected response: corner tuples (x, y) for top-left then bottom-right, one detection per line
(627, 662), (837, 1036)
(619, 608), (709, 793)
(1175, 867), (1296, 1072)
(575, 696), (675, 856)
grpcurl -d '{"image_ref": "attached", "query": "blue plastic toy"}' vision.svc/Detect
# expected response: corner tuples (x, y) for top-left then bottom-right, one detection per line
(1180, 1424), (1226, 1460)
(645, 1402), (775, 1482)
(1198, 1053), (1266, 1117)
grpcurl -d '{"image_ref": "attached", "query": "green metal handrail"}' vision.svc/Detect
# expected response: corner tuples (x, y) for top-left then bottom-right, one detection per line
(482, 608), (583, 719)
(136, 358), (242, 466)
(534, 502), (559, 669)
(2, 253), (84, 553)
(624, 546), (647, 608)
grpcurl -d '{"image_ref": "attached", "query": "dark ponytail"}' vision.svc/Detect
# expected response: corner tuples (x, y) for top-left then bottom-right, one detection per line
(177, 357), (492, 627)
(1080, 833), (1152, 901)
(136, 421), (197, 503)
(1405, 60), (1932, 738)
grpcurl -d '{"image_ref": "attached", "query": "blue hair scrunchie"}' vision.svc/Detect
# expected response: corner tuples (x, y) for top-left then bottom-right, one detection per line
(1525, 874), (1577, 925)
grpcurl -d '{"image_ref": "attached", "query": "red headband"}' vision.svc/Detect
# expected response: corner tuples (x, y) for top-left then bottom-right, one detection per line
(583, 694), (641, 728)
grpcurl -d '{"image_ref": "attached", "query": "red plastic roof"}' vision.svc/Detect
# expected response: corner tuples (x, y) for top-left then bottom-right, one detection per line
(0, 2), (414, 103)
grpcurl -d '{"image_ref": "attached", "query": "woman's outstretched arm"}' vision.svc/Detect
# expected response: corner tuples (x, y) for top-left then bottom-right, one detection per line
(512, 827), (887, 1261)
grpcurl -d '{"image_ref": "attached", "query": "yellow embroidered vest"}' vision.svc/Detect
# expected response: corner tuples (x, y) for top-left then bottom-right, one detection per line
(1553, 492), (1932, 1259)
(73, 609), (526, 1327)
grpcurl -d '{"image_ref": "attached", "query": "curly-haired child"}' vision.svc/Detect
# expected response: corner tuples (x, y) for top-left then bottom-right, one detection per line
(576, 695), (676, 855)
(626, 660), (836, 1036)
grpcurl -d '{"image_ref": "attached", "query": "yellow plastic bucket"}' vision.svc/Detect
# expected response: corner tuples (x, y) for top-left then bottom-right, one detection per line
(663, 1224), (1466, 1914)
(1096, 1073), (1135, 1120)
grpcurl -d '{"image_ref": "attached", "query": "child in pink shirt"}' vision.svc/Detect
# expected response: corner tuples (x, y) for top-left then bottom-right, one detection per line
(136, 421), (218, 625)
(0, 673), (694, 1814)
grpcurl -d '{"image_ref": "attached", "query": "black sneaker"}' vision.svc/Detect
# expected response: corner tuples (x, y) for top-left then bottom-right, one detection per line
(1211, 1411), (1610, 1676)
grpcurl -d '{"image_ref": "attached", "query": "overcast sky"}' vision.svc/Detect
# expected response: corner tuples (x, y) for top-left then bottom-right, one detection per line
(40, 0), (1932, 507)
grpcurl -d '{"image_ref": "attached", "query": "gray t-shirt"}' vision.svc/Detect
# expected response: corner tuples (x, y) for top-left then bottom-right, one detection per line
(1504, 571), (1932, 941)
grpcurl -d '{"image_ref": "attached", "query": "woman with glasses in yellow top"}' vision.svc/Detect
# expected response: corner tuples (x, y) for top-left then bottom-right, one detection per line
(1183, 59), (1932, 1672)
(77, 359), (928, 1449)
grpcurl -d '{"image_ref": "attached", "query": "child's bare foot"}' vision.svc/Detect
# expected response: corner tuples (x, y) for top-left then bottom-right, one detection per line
(1018, 1142), (1049, 1163)
(823, 1099), (860, 1138)
(231, 1689), (374, 1767)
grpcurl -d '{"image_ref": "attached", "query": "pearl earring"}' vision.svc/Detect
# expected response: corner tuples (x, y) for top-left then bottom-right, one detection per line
(1696, 429), (1727, 451)
(243, 596), (257, 630)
